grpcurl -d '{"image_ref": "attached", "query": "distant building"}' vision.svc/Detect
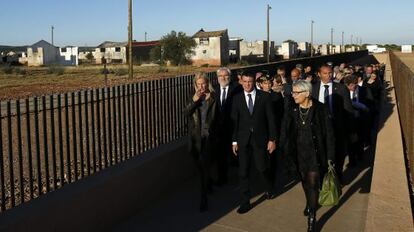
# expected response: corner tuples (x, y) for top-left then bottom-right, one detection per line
(229, 37), (243, 63)
(401, 45), (413, 53)
(130, 41), (160, 63)
(93, 40), (160, 64)
(240, 40), (275, 63)
(27, 40), (60, 66)
(95, 41), (127, 64)
(78, 47), (97, 63)
(191, 28), (229, 66)
(59, 46), (79, 66)
(366, 45), (386, 53)
(279, 41), (298, 59)
(298, 42), (311, 56)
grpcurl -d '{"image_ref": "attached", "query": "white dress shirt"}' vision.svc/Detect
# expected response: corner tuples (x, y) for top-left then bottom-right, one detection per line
(244, 89), (256, 108)
(318, 81), (333, 112)
(232, 89), (257, 145)
(220, 85), (229, 103)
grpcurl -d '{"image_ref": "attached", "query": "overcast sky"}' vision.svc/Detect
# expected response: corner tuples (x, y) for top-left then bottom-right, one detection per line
(1, 0), (413, 46)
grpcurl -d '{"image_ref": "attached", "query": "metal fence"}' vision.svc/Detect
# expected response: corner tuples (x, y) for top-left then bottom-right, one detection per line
(0, 51), (368, 213)
(389, 51), (414, 181)
(0, 72), (219, 212)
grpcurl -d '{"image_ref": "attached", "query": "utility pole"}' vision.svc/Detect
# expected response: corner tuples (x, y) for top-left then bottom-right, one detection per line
(128, 0), (133, 79)
(51, 25), (54, 46)
(351, 34), (353, 45)
(330, 28), (334, 54)
(145, 32), (147, 42)
(266, 4), (271, 63)
(310, 20), (314, 57)
(341, 31), (344, 53)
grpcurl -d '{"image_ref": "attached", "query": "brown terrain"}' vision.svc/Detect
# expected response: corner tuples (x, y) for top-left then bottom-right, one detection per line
(0, 64), (220, 101)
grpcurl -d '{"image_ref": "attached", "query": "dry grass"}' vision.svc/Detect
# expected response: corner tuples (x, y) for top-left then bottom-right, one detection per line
(0, 64), (218, 100)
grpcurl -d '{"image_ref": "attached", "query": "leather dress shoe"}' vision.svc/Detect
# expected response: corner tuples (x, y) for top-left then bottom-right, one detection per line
(265, 191), (276, 200)
(237, 203), (251, 214)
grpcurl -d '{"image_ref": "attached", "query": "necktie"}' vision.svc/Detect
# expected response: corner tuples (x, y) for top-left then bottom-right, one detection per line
(248, 93), (253, 115)
(324, 84), (330, 105)
(221, 87), (226, 105)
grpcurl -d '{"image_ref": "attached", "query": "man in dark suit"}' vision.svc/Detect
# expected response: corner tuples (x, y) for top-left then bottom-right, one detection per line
(312, 65), (353, 184)
(344, 74), (374, 166)
(231, 71), (277, 214)
(213, 67), (242, 185)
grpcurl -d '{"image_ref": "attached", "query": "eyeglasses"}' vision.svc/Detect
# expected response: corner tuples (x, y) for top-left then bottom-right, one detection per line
(291, 91), (307, 96)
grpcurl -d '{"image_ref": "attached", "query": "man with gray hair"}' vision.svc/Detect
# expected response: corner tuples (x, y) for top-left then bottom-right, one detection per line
(213, 67), (241, 185)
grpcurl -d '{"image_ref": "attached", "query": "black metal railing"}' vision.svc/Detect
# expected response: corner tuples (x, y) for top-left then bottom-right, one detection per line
(0, 72), (220, 212)
(0, 51), (368, 212)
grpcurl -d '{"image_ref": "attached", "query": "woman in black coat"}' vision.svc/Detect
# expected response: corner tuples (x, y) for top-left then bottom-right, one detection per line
(280, 80), (335, 232)
(185, 72), (217, 212)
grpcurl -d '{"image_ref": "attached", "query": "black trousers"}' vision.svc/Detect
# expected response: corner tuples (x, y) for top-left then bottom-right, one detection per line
(215, 140), (231, 182)
(238, 136), (273, 204)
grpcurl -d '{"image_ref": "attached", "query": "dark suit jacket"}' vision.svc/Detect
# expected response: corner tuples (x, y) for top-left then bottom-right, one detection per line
(185, 94), (218, 157)
(280, 99), (335, 174)
(231, 90), (277, 148)
(214, 82), (242, 142)
(312, 81), (353, 153)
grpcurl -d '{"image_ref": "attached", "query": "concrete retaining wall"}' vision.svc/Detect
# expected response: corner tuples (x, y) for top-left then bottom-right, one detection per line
(0, 138), (194, 232)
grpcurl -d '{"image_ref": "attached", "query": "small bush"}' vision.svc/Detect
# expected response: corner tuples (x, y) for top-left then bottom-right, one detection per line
(99, 68), (109, 75)
(47, 66), (65, 75)
(113, 68), (128, 76)
(15, 68), (27, 75)
(158, 66), (168, 73)
(2, 65), (14, 74)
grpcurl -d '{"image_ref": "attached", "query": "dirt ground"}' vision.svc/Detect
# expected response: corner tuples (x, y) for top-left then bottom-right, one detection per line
(0, 64), (220, 101)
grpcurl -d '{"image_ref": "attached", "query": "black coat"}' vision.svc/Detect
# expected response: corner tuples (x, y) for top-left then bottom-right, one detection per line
(280, 99), (335, 174)
(312, 81), (353, 153)
(185, 94), (218, 157)
(214, 82), (242, 142)
(231, 90), (278, 147)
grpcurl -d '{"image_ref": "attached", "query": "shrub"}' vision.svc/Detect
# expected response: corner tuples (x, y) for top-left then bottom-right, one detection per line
(158, 66), (168, 73)
(47, 66), (65, 75)
(15, 68), (27, 75)
(2, 65), (14, 74)
(113, 68), (128, 76)
(99, 68), (109, 75)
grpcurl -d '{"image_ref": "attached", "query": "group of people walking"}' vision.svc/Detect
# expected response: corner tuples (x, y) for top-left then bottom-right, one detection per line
(185, 62), (384, 231)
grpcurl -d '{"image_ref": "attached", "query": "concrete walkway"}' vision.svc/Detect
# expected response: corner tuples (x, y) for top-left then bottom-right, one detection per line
(113, 54), (411, 232)
(114, 148), (374, 232)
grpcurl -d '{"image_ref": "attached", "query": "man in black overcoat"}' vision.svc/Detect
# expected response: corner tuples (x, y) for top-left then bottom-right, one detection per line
(213, 67), (242, 185)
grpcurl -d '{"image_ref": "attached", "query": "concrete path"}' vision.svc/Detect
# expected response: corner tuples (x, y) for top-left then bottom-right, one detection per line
(114, 145), (375, 232)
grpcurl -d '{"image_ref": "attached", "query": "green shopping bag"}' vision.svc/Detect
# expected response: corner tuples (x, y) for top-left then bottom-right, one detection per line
(318, 161), (342, 206)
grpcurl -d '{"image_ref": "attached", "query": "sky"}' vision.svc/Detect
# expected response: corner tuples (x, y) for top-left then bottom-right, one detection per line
(0, 0), (413, 47)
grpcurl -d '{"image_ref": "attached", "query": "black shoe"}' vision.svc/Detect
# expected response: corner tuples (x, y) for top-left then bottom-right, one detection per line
(265, 191), (276, 200)
(237, 202), (251, 214)
(307, 211), (316, 232)
(303, 206), (310, 216)
(199, 196), (208, 212)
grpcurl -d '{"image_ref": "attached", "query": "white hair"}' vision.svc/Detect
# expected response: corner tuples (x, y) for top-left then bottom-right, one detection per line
(216, 67), (231, 76)
(292, 80), (312, 95)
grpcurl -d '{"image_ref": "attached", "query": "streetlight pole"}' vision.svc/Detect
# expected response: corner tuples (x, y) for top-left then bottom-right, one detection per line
(51, 25), (54, 46)
(310, 20), (314, 57)
(128, 0), (133, 79)
(351, 34), (353, 45)
(330, 28), (334, 54)
(341, 31), (344, 53)
(266, 4), (271, 63)
(145, 32), (147, 42)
